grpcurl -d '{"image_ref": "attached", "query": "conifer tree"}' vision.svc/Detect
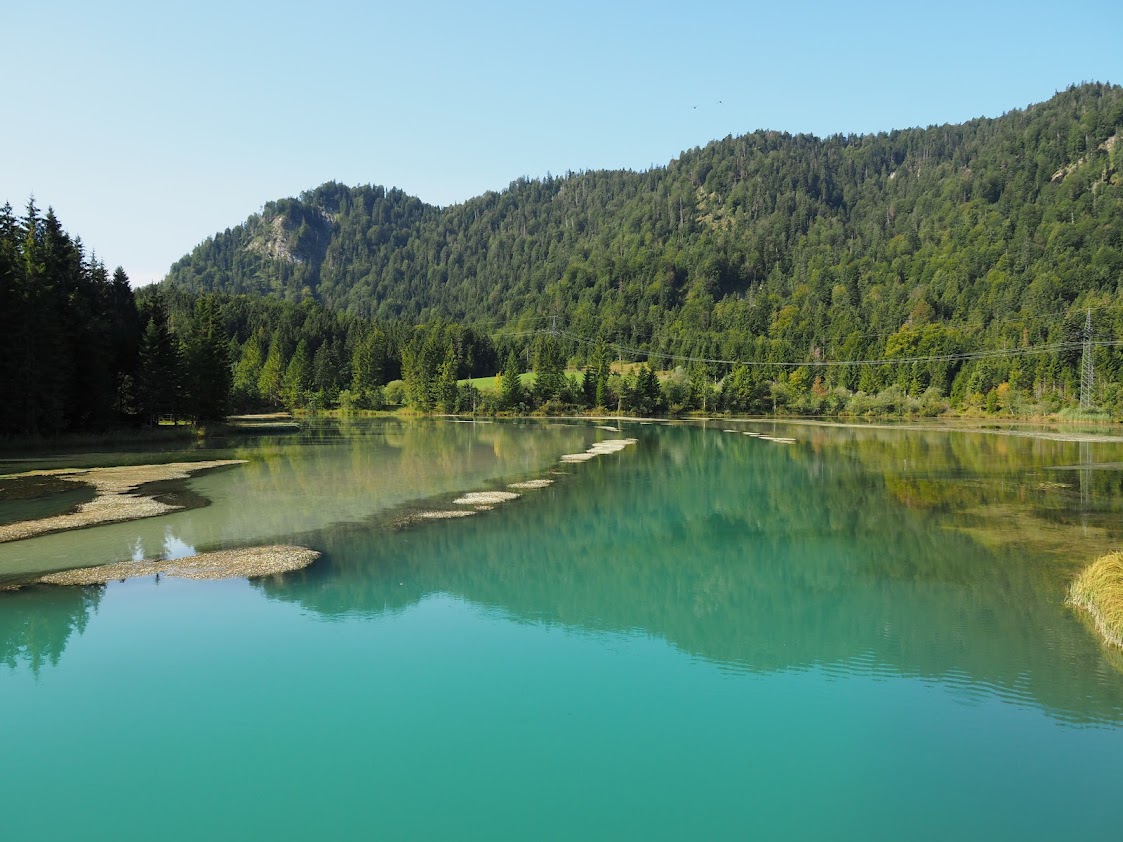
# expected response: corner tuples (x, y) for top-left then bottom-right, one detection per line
(258, 333), (286, 406)
(282, 339), (312, 409)
(351, 327), (387, 402)
(437, 345), (460, 413)
(499, 350), (523, 410)
(633, 364), (663, 415)
(183, 295), (231, 422)
(533, 335), (565, 404)
(594, 352), (612, 409)
(136, 296), (180, 425)
(232, 330), (266, 407)
(0, 203), (24, 433)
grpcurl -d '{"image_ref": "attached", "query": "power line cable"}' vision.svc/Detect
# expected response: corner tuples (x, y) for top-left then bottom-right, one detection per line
(531, 327), (1122, 369)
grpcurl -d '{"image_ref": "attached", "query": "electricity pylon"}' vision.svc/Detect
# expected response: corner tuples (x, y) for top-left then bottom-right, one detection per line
(1080, 308), (1094, 410)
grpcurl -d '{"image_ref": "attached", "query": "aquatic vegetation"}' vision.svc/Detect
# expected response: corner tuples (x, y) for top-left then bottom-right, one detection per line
(508, 479), (553, 489)
(1069, 552), (1123, 650)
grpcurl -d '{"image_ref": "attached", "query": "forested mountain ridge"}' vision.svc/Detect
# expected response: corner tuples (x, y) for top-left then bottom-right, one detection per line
(166, 83), (1123, 406)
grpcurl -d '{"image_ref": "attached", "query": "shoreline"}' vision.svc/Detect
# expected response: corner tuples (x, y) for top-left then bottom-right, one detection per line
(1, 544), (320, 591)
(0, 460), (247, 543)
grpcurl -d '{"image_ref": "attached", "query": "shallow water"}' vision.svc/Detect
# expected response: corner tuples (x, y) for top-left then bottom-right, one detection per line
(3, 418), (1123, 840)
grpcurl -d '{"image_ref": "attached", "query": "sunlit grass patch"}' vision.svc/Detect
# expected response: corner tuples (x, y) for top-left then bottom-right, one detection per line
(1069, 551), (1123, 650)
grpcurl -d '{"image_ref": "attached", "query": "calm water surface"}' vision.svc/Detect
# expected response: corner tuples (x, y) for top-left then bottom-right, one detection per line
(2, 419), (1123, 840)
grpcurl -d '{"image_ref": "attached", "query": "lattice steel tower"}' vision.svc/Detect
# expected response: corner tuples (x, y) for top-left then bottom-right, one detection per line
(1080, 308), (1094, 409)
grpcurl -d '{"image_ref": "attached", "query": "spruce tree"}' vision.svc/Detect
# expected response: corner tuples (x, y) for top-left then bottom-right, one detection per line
(437, 345), (460, 413)
(136, 305), (180, 425)
(183, 295), (231, 422)
(633, 364), (663, 415)
(232, 330), (266, 407)
(533, 335), (564, 405)
(282, 339), (311, 409)
(351, 327), (387, 403)
(499, 350), (523, 410)
(0, 203), (23, 433)
(258, 333), (286, 406)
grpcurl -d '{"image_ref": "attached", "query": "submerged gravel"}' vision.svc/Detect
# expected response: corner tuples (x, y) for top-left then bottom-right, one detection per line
(34, 545), (320, 586)
(0, 460), (246, 543)
(452, 491), (520, 505)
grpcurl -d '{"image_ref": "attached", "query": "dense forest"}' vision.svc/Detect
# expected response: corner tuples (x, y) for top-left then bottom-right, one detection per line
(0, 203), (233, 435)
(0, 201), (674, 435)
(6, 84), (1123, 436)
(165, 83), (1123, 414)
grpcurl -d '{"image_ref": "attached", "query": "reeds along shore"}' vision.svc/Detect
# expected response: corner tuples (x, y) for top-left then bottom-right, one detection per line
(1069, 552), (1123, 650)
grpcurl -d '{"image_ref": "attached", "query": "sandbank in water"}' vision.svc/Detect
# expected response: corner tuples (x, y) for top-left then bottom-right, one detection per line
(453, 491), (521, 505)
(30, 545), (320, 587)
(0, 460), (246, 543)
(508, 479), (554, 490)
(560, 438), (638, 463)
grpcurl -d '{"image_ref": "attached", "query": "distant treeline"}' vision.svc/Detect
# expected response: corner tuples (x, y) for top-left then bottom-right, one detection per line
(8, 83), (1123, 436)
(1, 197), (1121, 438)
(151, 285), (677, 416)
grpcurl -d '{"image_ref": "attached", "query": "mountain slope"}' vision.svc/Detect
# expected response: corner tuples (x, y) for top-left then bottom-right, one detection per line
(166, 83), (1123, 397)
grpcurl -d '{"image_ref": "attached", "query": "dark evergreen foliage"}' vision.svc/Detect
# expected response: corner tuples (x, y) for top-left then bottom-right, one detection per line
(0, 203), (141, 435)
(7, 85), (1123, 432)
(165, 84), (1123, 411)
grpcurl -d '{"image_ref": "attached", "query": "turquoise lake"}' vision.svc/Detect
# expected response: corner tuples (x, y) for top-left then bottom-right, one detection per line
(3, 418), (1123, 840)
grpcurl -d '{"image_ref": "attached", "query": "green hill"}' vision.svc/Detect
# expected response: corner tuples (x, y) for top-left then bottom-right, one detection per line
(165, 83), (1123, 406)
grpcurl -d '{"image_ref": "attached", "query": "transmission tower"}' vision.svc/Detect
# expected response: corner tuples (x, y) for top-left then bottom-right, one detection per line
(1080, 308), (1094, 409)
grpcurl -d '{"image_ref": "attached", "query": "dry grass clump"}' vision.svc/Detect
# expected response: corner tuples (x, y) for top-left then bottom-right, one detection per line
(0, 460), (246, 543)
(508, 479), (553, 490)
(36, 545), (319, 586)
(452, 491), (520, 505)
(1068, 551), (1123, 650)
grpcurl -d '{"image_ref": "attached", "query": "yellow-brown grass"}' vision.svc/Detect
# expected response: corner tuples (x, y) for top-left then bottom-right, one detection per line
(1068, 551), (1123, 650)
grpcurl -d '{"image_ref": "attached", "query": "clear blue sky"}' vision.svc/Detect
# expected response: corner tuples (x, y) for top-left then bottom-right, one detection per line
(3, 0), (1119, 285)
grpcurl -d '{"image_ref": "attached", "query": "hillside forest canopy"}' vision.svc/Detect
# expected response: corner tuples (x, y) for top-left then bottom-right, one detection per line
(3, 83), (1123, 435)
